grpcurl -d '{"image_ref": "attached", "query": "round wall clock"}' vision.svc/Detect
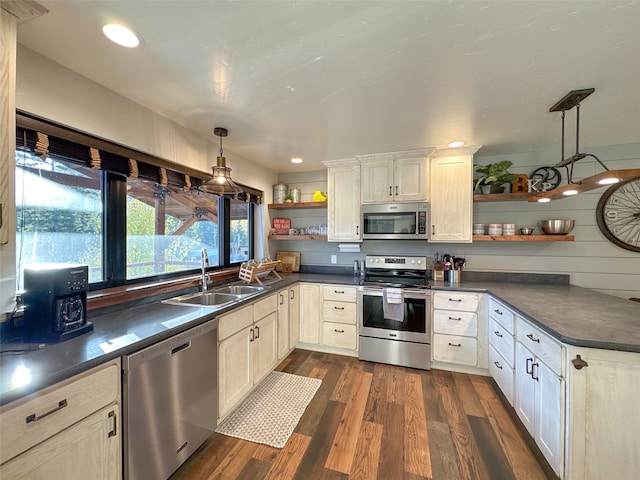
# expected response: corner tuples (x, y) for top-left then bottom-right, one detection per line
(596, 177), (640, 252)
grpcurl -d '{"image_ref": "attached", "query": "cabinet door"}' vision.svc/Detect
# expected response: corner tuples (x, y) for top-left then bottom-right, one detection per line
(288, 285), (300, 349)
(566, 347), (640, 480)
(394, 157), (427, 201)
(218, 326), (253, 418)
(327, 163), (362, 241)
(514, 342), (536, 433)
(299, 284), (321, 344)
(361, 159), (393, 203)
(277, 289), (289, 360)
(0, 405), (120, 480)
(535, 359), (564, 476)
(429, 154), (473, 242)
(253, 312), (279, 384)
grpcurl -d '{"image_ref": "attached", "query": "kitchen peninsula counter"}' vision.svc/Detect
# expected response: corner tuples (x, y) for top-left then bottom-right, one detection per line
(1, 272), (639, 406)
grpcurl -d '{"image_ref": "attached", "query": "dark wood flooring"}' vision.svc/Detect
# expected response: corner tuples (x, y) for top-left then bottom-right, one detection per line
(171, 349), (554, 480)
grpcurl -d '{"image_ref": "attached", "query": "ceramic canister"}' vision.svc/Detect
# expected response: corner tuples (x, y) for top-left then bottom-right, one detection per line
(502, 223), (516, 235)
(488, 223), (503, 235)
(272, 183), (288, 203)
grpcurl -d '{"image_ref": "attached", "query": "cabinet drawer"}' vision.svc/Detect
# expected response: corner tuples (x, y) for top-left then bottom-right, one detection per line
(218, 304), (253, 341)
(489, 317), (515, 367)
(433, 309), (477, 336)
(489, 297), (515, 333)
(433, 334), (477, 366)
(322, 285), (357, 302)
(254, 294), (277, 320)
(433, 292), (479, 312)
(0, 360), (120, 464)
(516, 316), (564, 375)
(322, 322), (357, 350)
(323, 301), (357, 324)
(489, 345), (514, 405)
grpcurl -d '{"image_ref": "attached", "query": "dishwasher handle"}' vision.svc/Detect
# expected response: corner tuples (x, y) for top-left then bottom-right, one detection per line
(171, 341), (191, 355)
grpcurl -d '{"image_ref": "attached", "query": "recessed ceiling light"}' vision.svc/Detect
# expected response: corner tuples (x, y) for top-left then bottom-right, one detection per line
(102, 23), (141, 48)
(448, 141), (464, 148)
(291, 158), (303, 164)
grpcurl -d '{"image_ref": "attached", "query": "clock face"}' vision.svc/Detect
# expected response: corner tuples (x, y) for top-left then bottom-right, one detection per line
(596, 178), (640, 252)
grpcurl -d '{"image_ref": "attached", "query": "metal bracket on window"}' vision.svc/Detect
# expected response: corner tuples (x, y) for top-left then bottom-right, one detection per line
(194, 207), (208, 219)
(154, 185), (171, 205)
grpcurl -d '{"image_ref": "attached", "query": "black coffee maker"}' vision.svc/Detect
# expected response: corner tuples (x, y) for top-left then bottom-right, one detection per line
(23, 264), (93, 342)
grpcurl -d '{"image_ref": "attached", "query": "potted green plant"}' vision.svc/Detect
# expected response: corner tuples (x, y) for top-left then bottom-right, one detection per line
(283, 193), (294, 203)
(474, 161), (517, 194)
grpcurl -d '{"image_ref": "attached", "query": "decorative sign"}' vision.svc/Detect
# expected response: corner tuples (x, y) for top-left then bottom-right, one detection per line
(272, 217), (291, 235)
(528, 167), (562, 192)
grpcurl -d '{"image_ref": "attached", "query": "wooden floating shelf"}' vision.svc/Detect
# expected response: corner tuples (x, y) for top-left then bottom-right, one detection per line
(473, 192), (537, 202)
(473, 234), (575, 242)
(268, 234), (328, 241)
(268, 201), (327, 209)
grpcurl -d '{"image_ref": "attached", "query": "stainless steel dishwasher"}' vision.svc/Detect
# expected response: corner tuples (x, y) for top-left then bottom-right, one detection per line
(123, 319), (218, 480)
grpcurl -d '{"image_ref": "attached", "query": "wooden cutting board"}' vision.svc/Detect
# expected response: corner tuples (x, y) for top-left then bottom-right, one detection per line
(276, 251), (300, 272)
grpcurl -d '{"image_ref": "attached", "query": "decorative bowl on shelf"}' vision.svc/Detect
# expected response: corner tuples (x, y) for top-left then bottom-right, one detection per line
(539, 219), (575, 235)
(520, 227), (534, 235)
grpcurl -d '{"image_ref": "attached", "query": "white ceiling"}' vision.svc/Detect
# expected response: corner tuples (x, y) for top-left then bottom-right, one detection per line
(16, 1), (640, 173)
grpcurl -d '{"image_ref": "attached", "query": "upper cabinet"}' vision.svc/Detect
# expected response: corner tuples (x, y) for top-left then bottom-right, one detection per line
(323, 159), (362, 242)
(428, 146), (481, 243)
(359, 149), (435, 203)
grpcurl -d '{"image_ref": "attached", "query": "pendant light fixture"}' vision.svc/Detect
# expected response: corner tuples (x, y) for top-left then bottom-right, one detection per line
(199, 127), (243, 195)
(531, 89), (640, 202)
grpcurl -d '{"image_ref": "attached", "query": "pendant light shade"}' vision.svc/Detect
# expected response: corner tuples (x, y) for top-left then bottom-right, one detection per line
(200, 127), (243, 195)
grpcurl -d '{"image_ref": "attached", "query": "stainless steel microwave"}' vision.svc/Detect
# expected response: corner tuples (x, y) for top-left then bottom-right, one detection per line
(362, 202), (429, 240)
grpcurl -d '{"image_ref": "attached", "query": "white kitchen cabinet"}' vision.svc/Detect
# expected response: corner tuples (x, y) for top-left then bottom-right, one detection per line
(277, 288), (290, 359)
(487, 297), (516, 405)
(0, 359), (121, 479)
(299, 283), (322, 344)
(359, 150), (433, 203)
(323, 159), (361, 242)
(432, 291), (487, 369)
(288, 284), (300, 349)
(564, 346), (640, 480)
(514, 317), (565, 477)
(428, 146), (480, 243)
(320, 285), (358, 353)
(218, 294), (279, 419)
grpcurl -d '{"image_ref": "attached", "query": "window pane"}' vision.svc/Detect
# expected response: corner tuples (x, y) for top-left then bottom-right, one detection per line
(15, 151), (103, 287)
(126, 178), (219, 279)
(230, 199), (250, 263)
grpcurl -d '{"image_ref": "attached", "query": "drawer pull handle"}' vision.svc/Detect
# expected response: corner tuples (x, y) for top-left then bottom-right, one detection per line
(448, 316), (462, 321)
(108, 410), (117, 438)
(250, 328), (255, 342)
(389, 333), (398, 337)
(334, 306), (345, 310)
(494, 360), (503, 370)
(494, 330), (503, 338)
(279, 294), (285, 305)
(334, 329), (345, 333)
(494, 309), (503, 315)
(255, 325), (260, 339)
(448, 342), (462, 347)
(525, 357), (533, 374)
(572, 354), (589, 370)
(526, 333), (540, 343)
(334, 290), (344, 294)
(290, 290), (295, 300)
(531, 362), (539, 381)
(449, 298), (462, 302)
(389, 186), (393, 196)
(26, 399), (68, 424)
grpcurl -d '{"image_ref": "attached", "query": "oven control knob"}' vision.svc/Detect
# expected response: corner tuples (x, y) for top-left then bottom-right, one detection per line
(410, 259), (416, 264)
(416, 259), (422, 265)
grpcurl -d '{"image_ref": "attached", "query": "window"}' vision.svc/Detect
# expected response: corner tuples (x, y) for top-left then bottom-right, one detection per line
(15, 116), (260, 290)
(15, 150), (103, 288)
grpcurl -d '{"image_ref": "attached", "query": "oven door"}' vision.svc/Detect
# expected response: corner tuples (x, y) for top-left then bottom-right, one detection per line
(359, 287), (430, 343)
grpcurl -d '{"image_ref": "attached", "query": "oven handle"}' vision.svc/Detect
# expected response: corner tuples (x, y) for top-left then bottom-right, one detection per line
(360, 287), (430, 299)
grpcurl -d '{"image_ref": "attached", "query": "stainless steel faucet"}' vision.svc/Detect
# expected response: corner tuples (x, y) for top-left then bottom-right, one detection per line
(201, 248), (210, 291)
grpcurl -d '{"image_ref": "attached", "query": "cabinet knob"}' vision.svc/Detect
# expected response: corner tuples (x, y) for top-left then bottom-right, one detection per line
(572, 354), (589, 370)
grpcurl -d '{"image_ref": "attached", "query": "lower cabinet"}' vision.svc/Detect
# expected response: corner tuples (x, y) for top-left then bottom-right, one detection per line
(514, 318), (565, 477)
(277, 285), (300, 357)
(321, 285), (358, 352)
(288, 285), (300, 349)
(487, 297), (516, 405)
(299, 283), (322, 344)
(0, 360), (121, 479)
(218, 295), (279, 419)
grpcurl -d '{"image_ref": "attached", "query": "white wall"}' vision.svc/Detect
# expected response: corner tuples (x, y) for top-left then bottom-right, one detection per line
(273, 146), (640, 300)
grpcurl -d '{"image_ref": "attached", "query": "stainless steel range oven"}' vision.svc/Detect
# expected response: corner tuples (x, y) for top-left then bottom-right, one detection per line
(359, 255), (431, 370)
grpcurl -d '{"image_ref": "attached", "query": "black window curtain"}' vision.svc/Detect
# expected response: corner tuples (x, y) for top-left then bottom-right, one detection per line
(15, 111), (262, 204)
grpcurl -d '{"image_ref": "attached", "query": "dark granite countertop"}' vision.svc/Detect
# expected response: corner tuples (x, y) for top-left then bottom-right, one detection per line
(1, 272), (638, 406)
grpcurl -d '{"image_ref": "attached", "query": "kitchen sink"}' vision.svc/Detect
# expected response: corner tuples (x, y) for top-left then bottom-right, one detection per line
(164, 292), (241, 308)
(213, 285), (265, 296)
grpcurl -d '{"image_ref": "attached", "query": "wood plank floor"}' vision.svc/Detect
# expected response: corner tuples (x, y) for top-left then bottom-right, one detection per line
(171, 350), (555, 480)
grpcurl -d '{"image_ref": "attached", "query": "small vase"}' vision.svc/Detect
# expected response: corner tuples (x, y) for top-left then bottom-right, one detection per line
(490, 185), (505, 194)
(480, 185), (492, 194)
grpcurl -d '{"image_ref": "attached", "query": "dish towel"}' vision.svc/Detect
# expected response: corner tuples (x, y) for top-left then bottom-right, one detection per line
(383, 288), (404, 322)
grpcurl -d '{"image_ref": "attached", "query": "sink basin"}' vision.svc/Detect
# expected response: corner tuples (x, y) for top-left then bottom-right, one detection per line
(164, 292), (241, 308)
(213, 285), (265, 296)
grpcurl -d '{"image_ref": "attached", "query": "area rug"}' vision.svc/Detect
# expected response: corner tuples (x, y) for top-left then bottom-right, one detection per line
(215, 371), (321, 448)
